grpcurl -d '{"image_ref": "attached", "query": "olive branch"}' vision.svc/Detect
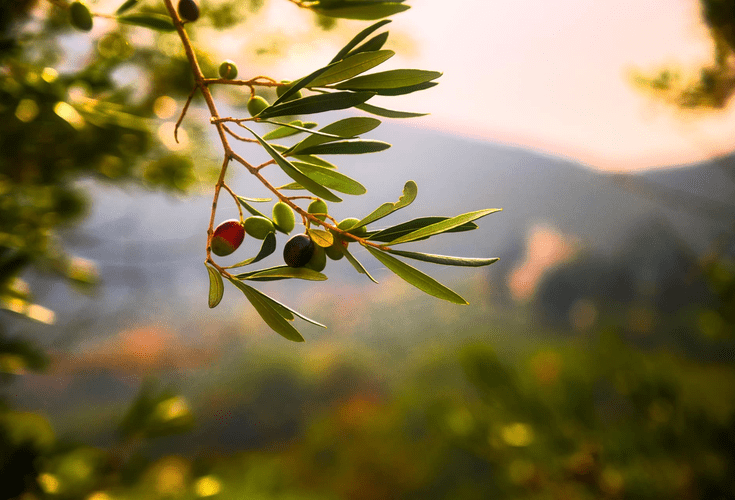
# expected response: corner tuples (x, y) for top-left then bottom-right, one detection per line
(65, 0), (502, 342)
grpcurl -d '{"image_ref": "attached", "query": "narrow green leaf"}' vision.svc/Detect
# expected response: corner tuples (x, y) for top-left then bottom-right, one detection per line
(370, 81), (439, 96)
(237, 196), (271, 220)
(342, 246), (378, 284)
(365, 246), (467, 304)
(330, 19), (391, 63)
(313, 2), (410, 20)
(257, 92), (375, 120)
(278, 182), (305, 191)
(292, 154), (337, 169)
(368, 217), (478, 242)
(270, 63), (338, 107)
(117, 14), (176, 32)
(310, 51), (395, 88)
(295, 140), (390, 156)
(353, 180), (418, 229)
(242, 126), (342, 203)
(115, 0), (139, 15)
(228, 279), (304, 342)
(226, 232), (277, 268)
(246, 286), (326, 328)
(385, 249), (500, 267)
(356, 103), (427, 118)
(390, 208), (502, 244)
(346, 31), (389, 58)
(308, 228), (334, 248)
(261, 119), (344, 139)
(238, 196), (272, 203)
(333, 69), (442, 90)
(292, 161), (366, 195)
(292, 117), (381, 153)
(236, 265), (327, 281)
(206, 264), (224, 308)
(263, 120), (315, 140)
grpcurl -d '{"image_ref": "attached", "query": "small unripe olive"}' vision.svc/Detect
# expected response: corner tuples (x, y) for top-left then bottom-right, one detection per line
(247, 95), (269, 117)
(244, 216), (275, 240)
(218, 60), (238, 80)
(70, 1), (93, 31)
(284, 234), (315, 268)
(211, 219), (244, 256)
(304, 244), (326, 272)
(307, 199), (328, 221)
(325, 240), (345, 261)
(272, 201), (295, 233)
(177, 0), (199, 22)
(276, 81), (303, 102)
(337, 217), (367, 236)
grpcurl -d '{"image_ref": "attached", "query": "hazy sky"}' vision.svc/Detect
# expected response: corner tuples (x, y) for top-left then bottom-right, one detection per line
(395, 0), (735, 171)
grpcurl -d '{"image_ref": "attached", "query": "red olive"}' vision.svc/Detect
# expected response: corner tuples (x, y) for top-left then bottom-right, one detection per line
(211, 219), (244, 256)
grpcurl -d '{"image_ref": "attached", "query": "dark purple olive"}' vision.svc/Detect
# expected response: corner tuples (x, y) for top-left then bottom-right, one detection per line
(177, 0), (199, 22)
(283, 234), (315, 268)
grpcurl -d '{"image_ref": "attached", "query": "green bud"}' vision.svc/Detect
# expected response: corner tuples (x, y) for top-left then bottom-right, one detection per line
(272, 201), (295, 233)
(70, 1), (93, 31)
(244, 216), (275, 240)
(247, 95), (269, 117)
(304, 244), (326, 272)
(218, 60), (238, 80)
(308, 199), (328, 221)
(337, 217), (367, 236)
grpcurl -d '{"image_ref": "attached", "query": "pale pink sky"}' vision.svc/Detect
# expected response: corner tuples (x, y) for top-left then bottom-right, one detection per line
(105, 0), (735, 172)
(394, 0), (735, 171)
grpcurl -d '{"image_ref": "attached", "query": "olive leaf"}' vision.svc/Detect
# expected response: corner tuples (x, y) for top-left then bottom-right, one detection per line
(368, 217), (478, 242)
(237, 196), (272, 220)
(260, 120), (345, 139)
(227, 279), (305, 342)
(243, 126), (342, 203)
(352, 180), (418, 229)
(294, 140), (390, 156)
(342, 246), (378, 284)
(226, 232), (277, 268)
(365, 246), (468, 304)
(236, 265), (327, 281)
(309, 51), (395, 88)
(245, 286), (326, 328)
(312, 1), (410, 20)
(115, 0), (139, 15)
(384, 249), (500, 267)
(292, 161), (366, 195)
(117, 14), (176, 32)
(262, 120), (317, 140)
(290, 117), (381, 154)
(345, 32), (390, 58)
(330, 19), (392, 63)
(308, 228), (334, 248)
(333, 70), (442, 91)
(388, 208), (502, 244)
(356, 103), (427, 118)
(206, 264), (224, 308)
(257, 92), (375, 120)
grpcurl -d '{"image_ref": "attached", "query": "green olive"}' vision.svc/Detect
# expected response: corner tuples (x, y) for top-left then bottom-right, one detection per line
(247, 95), (269, 117)
(337, 217), (367, 236)
(304, 244), (326, 272)
(272, 201), (295, 233)
(243, 216), (275, 240)
(308, 199), (328, 221)
(325, 240), (345, 261)
(70, 1), (93, 32)
(218, 60), (238, 80)
(276, 81), (303, 101)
